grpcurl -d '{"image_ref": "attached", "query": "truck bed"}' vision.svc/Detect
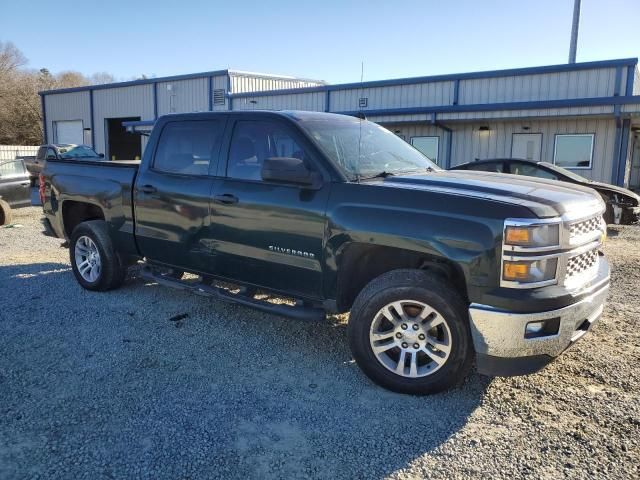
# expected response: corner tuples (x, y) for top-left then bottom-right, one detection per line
(41, 159), (140, 256)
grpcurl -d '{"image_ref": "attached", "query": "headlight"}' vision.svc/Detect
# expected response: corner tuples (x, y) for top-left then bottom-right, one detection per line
(503, 257), (558, 284)
(504, 223), (560, 248)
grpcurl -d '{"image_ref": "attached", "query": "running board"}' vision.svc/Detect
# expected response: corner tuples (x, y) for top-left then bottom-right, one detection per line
(140, 267), (325, 322)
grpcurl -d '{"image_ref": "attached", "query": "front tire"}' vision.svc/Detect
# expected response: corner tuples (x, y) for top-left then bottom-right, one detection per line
(347, 269), (473, 395)
(69, 220), (126, 291)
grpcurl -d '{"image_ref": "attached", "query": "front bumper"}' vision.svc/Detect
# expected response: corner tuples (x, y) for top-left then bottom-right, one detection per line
(469, 269), (610, 376)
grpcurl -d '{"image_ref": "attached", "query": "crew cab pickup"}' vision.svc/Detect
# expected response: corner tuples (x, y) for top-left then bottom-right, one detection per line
(41, 111), (610, 394)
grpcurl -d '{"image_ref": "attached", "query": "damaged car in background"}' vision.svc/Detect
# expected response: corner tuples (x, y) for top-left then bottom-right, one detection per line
(451, 158), (640, 225)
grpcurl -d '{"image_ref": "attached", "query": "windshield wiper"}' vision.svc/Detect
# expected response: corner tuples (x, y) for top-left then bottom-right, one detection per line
(356, 171), (396, 181)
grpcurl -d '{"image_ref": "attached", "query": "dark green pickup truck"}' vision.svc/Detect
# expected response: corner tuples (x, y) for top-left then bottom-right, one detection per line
(41, 111), (610, 394)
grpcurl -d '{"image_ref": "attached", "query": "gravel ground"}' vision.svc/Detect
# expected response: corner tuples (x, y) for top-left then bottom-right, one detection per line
(1, 206), (639, 479)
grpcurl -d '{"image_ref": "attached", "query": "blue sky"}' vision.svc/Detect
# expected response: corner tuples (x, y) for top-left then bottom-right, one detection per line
(2, 0), (639, 84)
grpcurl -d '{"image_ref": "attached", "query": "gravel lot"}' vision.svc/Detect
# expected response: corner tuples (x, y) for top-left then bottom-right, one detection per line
(1, 206), (639, 479)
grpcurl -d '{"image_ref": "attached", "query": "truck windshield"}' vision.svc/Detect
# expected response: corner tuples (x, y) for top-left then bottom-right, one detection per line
(58, 145), (100, 159)
(299, 116), (439, 180)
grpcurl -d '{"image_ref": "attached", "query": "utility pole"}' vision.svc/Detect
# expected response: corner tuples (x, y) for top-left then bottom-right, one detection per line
(568, 0), (581, 63)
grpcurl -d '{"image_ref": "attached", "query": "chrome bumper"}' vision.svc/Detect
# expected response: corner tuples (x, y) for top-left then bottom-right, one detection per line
(469, 282), (609, 360)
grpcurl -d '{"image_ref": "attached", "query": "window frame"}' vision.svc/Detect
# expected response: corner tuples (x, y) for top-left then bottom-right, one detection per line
(150, 119), (226, 178)
(222, 117), (322, 185)
(553, 133), (595, 170)
(410, 135), (440, 165)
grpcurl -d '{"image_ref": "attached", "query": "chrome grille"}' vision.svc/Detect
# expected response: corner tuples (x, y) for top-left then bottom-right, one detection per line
(569, 216), (601, 241)
(566, 249), (599, 278)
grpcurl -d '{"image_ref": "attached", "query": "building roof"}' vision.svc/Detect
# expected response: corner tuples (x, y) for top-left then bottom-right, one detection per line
(39, 58), (638, 97)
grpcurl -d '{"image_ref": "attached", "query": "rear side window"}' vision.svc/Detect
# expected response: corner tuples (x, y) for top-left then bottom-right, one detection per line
(0, 160), (26, 176)
(154, 120), (223, 175)
(227, 121), (308, 181)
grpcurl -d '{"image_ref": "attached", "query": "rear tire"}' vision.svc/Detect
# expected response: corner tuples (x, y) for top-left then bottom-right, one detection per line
(0, 199), (12, 226)
(347, 269), (473, 395)
(69, 220), (126, 291)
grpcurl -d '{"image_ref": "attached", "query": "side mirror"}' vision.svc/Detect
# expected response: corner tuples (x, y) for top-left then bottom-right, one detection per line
(98, 153), (105, 158)
(46, 155), (57, 160)
(261, 157), (322, 188)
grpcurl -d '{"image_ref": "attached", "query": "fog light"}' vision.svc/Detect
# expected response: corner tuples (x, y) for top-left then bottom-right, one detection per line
(525, 318), (561, 338)
(526, 322), (544, 334)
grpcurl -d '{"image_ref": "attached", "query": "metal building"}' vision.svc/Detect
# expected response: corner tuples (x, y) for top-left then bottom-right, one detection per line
(40, 58), (640, 188)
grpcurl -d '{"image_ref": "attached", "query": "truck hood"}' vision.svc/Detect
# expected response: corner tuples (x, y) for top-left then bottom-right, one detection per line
(381, 170), (604, 218)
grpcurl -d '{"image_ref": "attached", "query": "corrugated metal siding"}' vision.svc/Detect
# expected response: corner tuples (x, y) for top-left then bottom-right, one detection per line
(458, 68), (618, 104)
(381, 124), (449, 164)
(232, 92), (325, 111)
(230, 73), (324, 94)
(330, 82), (454, 112)
(93, 85), (154, 155)
(44, 91), (91, 144)
(449, 118), (617, 182)
(157, 78), (209, 115)
(368, 114), (428, 123)
(438, 105), (613, 121)
(634, 67), (640, 96)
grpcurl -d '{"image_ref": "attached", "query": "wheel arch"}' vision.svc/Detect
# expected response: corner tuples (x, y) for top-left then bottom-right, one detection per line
(333, 242), (469, 313)
(61, 200), (106, 238)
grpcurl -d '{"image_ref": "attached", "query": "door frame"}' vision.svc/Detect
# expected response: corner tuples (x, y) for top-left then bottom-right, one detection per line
(510, 132), (543, 161)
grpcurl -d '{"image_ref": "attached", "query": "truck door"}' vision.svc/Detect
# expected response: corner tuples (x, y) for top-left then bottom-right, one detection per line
(209, 118), (330, 299)
(133, 119), (226, 272)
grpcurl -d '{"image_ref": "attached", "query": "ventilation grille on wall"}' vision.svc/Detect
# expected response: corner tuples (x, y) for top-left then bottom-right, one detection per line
(213, 89), (226, 105)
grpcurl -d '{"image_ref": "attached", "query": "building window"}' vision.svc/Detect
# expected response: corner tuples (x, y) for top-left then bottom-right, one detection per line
(553, 134), (594, 169)
(411, 136), (439, 164)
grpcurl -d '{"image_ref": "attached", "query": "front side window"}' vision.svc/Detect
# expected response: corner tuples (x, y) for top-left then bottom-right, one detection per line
(0, 160), (26, 176)
(554, 134), (594, 169)
(154, 120), (223, 175)
(509, 162), (558, 180)
(227, 121), (308, 181)
(46, 148), (57, 159)
(411, 136), (439, 164)
(298, 116), (438, 180)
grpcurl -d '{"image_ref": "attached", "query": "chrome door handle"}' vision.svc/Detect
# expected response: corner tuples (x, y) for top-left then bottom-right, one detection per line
(213, 193), (239, 205)
(138, 184), (157, 194)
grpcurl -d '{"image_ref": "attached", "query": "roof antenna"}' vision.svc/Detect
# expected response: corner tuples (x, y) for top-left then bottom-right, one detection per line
(356, 61), (364, 183)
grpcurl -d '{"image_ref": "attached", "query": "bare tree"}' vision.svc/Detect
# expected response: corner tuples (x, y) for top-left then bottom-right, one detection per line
(0, 41), (27, 76)
(90, 72), (116, 85)
(56, 71), (90, 88)
(0, 42), (117, 145)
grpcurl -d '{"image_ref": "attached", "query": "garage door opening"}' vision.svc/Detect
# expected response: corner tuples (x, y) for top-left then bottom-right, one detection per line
(106, 117), (142, 160)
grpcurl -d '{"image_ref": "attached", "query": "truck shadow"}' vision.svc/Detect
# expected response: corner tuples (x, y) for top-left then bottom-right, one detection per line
(1, 262), (489, 479)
